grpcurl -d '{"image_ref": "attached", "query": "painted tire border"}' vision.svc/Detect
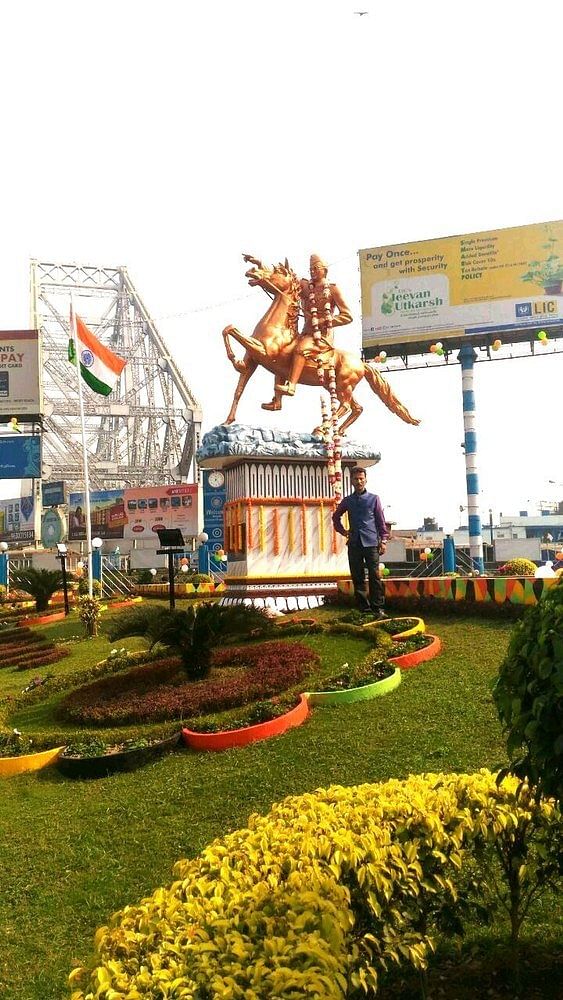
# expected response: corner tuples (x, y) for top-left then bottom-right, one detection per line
(389, 634), (442, 670)
(56, 732), (183, 780)
(0, 744), (66, 778)
(182, 694), (309, 751)
(305, 666), (402, 706)
(362, 616), (426, 639)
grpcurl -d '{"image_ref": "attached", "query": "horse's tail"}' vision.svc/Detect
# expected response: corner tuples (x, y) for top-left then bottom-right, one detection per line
(363, 363), (421, 426)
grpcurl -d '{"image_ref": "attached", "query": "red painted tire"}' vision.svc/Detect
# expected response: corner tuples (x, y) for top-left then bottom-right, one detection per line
(389, 634), (442, 670)
(182, 694), (309, 751)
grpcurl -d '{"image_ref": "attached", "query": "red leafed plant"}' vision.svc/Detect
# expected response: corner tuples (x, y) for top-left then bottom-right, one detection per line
(56, 642), (319, 726)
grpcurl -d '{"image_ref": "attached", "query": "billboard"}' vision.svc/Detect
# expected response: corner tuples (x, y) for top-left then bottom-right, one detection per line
(0, 435), (41, 479)
(0, 494), (36, 543)
(360, 220), (563, 349)
(68, 484), (198, 541)
(0, 330), (42, 417)
(202, 469), (226, 550)
(42, 480), (66, 507)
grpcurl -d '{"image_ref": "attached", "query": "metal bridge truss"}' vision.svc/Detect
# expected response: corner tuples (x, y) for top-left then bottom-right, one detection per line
(30, 261), (202, 491)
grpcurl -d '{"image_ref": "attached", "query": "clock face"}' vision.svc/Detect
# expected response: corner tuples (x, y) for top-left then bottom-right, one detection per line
(208, 470), (225, 488)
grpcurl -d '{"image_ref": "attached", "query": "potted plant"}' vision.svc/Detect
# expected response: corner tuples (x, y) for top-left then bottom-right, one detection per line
(521, 236), (563, 295)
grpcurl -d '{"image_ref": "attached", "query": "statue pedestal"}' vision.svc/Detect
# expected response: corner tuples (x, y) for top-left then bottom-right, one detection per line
(197, 425), (381, 610)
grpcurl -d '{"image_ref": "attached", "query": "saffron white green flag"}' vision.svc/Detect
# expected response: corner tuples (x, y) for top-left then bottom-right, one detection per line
(68, 311), (126, 395)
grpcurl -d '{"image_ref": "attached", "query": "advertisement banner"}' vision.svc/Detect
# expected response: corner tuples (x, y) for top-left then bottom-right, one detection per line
(202, 469), (226, 549)
(0, 494), (36, 543)
(360, 220), (563, 349)
(42, 480), (66, 507)
(0, 435), (41, 479)
(0, 330), (42, 417)
(68, 484), (198, 541)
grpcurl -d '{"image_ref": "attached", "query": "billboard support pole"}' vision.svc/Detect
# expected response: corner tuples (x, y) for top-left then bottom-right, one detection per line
(459, 344), (484, 573)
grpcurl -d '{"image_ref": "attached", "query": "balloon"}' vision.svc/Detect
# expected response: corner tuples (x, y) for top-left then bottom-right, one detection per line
(379, 351), (387, 361)
(436, 347), (444, 356)
(420, 552), (428, 561)
(492, 339), (502, 351)
(435, 342), (443, 350)
(424, 547), (432, 554)
(382, 567), (391, 577)
(537, 330), (547, 340)
(379, 562), (386, 570)
(540, 337), (549, 346)
(180, 557), (189, 565)
(429, 344), (437, 353)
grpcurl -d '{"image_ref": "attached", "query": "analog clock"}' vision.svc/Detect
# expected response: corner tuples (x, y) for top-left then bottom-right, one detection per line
(207, 470), (225, 488)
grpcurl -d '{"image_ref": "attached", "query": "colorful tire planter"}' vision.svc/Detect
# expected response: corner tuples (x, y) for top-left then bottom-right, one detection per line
(389, 634), (442, 670)
(305, 666), (402, 707)
(0, 744), (66, 778)
(182, 694), (309, 751)
(56, 732), (183, 780)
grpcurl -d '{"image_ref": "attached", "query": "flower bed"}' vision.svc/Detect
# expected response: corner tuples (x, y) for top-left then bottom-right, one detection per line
(182, 694), (309, 751)
(56, 732), (182, 780)
(306, 667), (402, 706)
(0, 743), (65, 777)
(56, 642), (319, 726)
(0, 626), (70, 670)
(389, 633), (442, 669)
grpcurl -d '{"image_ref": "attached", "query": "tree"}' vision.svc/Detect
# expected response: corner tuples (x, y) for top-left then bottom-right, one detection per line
(493, 579), (563, 803)
(107, 601), (272, 679)
(10, 567), (68, 612)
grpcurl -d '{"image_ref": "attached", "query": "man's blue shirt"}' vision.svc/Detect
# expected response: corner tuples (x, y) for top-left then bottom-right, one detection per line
(332, 489), (388, 547)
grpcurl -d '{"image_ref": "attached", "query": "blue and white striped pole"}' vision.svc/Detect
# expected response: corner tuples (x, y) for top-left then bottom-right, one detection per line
(459, 344), (484, 573)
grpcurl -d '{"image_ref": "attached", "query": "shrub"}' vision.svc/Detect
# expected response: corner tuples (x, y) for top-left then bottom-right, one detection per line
(0, 728), (34, 757)
(9, 567), (68, 612)
(57, 642), (318, 725)
(493, 578), (563, 803)
(107, 602), (273, 679)
(498, 558), (538, 576)
(77, 577), (102, 598)
(68, 770), (562, 1000)
(78, 596), (102, 637)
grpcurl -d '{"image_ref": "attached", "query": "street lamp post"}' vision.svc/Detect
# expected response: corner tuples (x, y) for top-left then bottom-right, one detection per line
(197, 531), (210, 575)
(56, 543), (70, 615)
(91, 537), (103, 595)
(0, 541), (9, 596)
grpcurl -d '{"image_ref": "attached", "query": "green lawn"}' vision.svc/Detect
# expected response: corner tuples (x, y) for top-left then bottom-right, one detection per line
(0, 608), (560, 1000)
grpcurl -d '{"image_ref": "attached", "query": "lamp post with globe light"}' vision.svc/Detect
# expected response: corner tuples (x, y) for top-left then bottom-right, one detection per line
(197, 532), (211, 575)
(56, 542), (70, 615)
(91, 537), (103, 595)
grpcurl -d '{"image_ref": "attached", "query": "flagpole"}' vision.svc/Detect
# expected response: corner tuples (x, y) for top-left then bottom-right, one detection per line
(70, 295), (95, 598)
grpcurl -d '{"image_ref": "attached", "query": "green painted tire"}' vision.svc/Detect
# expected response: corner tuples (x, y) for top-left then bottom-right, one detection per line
(305, 667), (402, 706)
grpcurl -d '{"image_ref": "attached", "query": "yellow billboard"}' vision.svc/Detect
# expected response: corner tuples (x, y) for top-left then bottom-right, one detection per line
(359, 220), (563, 350)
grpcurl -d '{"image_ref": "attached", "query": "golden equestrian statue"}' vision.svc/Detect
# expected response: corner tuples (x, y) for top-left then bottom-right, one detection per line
(222, 253), (420, 436)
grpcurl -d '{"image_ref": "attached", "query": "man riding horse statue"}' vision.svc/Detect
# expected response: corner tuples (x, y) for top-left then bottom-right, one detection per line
(222, 252), (420, 436)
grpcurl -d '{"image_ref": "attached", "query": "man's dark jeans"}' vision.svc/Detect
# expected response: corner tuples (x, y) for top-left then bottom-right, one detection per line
(348, 542), (384, 612)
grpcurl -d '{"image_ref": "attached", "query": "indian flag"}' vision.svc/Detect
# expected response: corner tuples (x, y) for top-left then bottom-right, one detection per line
(68, 311), (126, 396)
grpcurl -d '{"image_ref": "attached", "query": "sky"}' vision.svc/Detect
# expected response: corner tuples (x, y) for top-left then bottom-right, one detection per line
(1, 0), (562, 532)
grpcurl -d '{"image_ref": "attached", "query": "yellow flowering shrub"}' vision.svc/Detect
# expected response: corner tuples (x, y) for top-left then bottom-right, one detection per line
(70, 771), (561, 999)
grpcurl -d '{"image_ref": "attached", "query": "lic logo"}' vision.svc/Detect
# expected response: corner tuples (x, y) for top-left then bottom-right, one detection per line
(515, 302), (532, 317)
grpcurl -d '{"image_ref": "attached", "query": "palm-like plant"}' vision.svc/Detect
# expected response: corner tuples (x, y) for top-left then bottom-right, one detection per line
(10, 567), (68, 612)
(107, 602), (272, 679)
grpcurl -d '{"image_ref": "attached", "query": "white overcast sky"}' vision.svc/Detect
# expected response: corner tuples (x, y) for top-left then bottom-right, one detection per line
(1, 0), (562, 530)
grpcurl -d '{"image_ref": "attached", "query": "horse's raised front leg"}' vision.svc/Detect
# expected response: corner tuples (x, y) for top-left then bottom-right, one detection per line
(224, 358), (258, 425)
(222, 325), (268, 359)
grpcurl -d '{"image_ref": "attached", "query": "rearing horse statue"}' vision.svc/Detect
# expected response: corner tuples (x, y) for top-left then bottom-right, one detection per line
(222, 258), (420, 436)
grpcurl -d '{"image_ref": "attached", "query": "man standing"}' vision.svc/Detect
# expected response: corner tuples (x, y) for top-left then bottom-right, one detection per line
(332, 467), (388, 616)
